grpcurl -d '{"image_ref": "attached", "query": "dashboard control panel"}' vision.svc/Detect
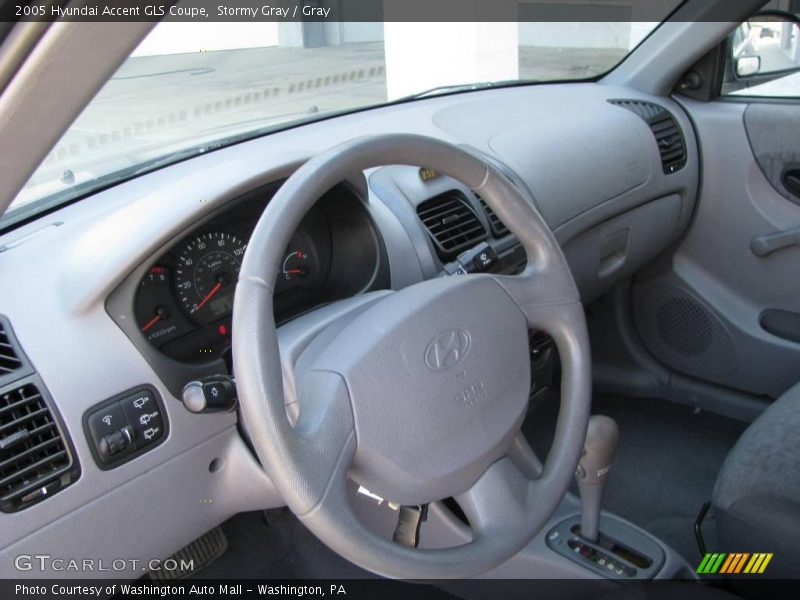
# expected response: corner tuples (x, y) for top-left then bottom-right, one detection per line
(82, 386), (168, 469)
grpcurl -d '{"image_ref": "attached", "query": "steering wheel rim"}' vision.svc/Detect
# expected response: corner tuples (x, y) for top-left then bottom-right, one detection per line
(232, 134), (591, 579)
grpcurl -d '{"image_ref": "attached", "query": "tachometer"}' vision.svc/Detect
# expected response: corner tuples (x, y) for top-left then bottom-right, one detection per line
(175, 232), (246, 325)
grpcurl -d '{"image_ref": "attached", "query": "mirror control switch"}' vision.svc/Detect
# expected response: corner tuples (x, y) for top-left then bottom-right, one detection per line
(83, 386), (168, 470)
(99, 425), (134, 459)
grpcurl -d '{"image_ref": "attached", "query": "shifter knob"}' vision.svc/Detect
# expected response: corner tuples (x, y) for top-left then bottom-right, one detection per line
(576, 415), (619, 542)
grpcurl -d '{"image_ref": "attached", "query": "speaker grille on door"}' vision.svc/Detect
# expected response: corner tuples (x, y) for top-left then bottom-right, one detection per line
(655, 297), (714, 356)
(635, 286), (736, 377)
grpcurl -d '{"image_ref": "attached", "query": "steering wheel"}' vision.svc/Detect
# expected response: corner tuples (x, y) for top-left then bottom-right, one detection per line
(232, 134), (591, 579)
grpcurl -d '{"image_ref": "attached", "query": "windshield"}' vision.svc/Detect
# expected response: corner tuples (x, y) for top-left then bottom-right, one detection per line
(4, 18), (676, 227)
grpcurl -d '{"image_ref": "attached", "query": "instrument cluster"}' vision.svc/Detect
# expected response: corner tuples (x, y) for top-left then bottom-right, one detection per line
(133, 183), (381, 364)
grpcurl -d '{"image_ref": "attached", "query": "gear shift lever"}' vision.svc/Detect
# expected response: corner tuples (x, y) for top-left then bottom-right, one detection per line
(575, 415), (619, 542)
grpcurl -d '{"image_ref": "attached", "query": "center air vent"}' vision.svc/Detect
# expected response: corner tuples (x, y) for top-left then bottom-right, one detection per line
(477, 194), (510, 238)
(609, 100), (687, 174)
(417, 192), (486, 256)
(0, 382), (78, 512)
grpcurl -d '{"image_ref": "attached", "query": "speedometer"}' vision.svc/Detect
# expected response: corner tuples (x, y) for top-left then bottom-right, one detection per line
(174, 232), (246, 325)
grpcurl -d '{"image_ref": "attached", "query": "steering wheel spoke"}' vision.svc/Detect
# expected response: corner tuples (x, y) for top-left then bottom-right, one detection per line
(288, 370), (357, 507)
(508, 431), (543, 480)
(454, 456), (535, 538)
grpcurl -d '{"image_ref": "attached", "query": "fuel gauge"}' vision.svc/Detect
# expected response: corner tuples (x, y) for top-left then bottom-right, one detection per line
(135, 266), (187, 346)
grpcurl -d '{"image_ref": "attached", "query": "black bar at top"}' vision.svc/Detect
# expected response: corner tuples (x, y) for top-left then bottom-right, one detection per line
(2, 0), (774, 23)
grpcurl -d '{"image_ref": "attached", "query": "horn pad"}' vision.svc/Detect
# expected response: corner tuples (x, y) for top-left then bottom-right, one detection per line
(308, 275), (531, 505)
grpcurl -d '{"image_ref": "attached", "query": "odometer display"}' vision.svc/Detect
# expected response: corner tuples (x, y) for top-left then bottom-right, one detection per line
(175, 232), (245, 325)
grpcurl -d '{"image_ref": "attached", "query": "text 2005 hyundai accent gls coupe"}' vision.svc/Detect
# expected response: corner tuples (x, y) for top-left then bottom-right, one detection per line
(0, 0), (798, 597)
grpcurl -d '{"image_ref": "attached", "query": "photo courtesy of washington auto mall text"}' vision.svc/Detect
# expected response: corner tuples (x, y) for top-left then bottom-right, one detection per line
(14, 584), (348, 598)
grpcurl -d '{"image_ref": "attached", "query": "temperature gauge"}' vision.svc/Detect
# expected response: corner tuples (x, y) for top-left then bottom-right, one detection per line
(281, 250), (312, 281)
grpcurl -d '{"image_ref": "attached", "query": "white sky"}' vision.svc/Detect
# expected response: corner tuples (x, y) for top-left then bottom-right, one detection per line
(132, 23), (280, 56)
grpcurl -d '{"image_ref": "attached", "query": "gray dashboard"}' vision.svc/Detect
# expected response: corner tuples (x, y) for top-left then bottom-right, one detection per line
(0, 81), (698, 577)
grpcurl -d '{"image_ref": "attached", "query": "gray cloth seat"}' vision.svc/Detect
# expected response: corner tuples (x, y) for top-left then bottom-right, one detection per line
(712, 381), (800, 579)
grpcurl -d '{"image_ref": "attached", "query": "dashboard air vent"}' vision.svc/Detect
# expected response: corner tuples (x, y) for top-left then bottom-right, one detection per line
(417, 193), (486, 255)
(0, 382), (77, 512)
(0, 321), (22, 378)
(477, 194), (510, 238)
(609, 100), (687, 174)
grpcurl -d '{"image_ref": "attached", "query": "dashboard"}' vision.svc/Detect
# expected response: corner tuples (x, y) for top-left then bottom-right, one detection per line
(0, 81), (699, 579)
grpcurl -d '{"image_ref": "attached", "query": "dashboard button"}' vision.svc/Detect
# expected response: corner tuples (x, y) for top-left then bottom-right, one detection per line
(472, 246), (497, 271)
(99, 426), (134, 458)
(87, 403), (125, 443)
(120, 391), (164, 447)
(87, 404), (133, 463)
(83, 386), (168, 469)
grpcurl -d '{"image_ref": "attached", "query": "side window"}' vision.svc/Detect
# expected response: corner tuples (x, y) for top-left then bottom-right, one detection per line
(721, 11), (800, 98)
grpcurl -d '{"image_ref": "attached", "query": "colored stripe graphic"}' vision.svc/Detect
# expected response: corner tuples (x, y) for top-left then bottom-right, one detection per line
(698, 553), (773, 574)
(711, 554), (726, 573)
(696, 553), (713, 573)
(755, 553), (773, 574)
(744, 554), (760, 574)
(719, 554), (736, 574)
(697, 553), (726, 574)
(724, 553), (749, 574)
(735, 553), (751, 573)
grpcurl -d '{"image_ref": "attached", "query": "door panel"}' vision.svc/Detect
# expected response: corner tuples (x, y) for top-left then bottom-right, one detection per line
(744, 103), (800, 205)
(631, 98), (800, 400)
